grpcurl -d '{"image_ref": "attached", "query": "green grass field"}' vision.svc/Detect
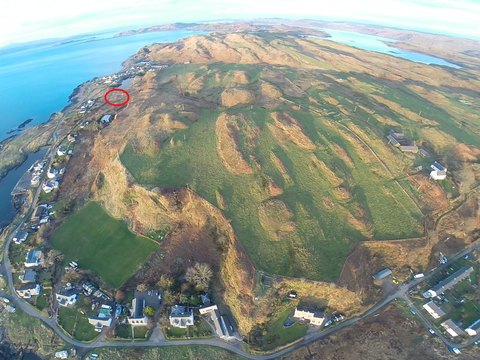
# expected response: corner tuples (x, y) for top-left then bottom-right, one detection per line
(263, 308), (307, 351)
(50, 201), (158, 287)
(120, 63), (424, 281)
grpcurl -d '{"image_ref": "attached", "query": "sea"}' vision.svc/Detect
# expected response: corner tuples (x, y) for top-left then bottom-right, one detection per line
(0, 26), (462, 227)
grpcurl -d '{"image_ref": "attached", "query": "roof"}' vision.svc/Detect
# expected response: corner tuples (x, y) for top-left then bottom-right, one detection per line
(101, 114), (112, 122)
(25, 250), (41, 264)
(431, 161), (446, 172)
(423, 301), (446, 317)
(32, 206), (44, 219)
(387, 135), (400, 146)
(442, 319), (464, 335)
(132, 298), (145, 318)
(18, 283), (39, 291)
(22, 269), (37, 282)
(400, 145), (419, 152)
(467, 319), (480, 332)
(419, 149), (431, 157)
(170, 305), (187, 316)
(388, 129), (405, 139)
(221, 315), (234, 336)
(373, 268), (392, 279)
(294, 306), (324, 320)
(429, 266), (473, 296)
(88, 316), (112, 327)
(14, 231), (29, 242)
(57, 288), (78, 298)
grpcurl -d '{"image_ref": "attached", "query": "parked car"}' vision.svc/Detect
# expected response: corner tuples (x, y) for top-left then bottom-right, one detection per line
(428, 328), (435, 335)
(156, 291), (159, 296)
(324, 320), (333, 327)
(410, 308), (416, 315)
(148, 290), (152, 296)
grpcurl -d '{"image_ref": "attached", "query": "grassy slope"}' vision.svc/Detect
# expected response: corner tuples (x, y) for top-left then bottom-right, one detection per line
(50, 202), (158, 287)
(120, 62), (424, 281)
(87, 346), (245, 359)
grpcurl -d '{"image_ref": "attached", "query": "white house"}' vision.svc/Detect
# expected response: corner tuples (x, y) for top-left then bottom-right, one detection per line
(422, 301), (446, 319)
(25, 250), (42, 267)
(127, 298), (148, 326)
(199, 304), (234, 338)
(17, 284), (41, 299)
(293, 307), (325, 326)
(56, 289), (78, 307)
(88, 316), (112, 332)
(430, 170), (447, 180)
(441, 319), (464, 337)
(13, 231), (29, 244)
(465, 319), (480, 336)
(169, 305), (194, 328)
(47, 167), (59, 179)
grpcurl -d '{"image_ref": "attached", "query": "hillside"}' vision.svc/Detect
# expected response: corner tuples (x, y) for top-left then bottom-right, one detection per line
(51, 29), (480, 335)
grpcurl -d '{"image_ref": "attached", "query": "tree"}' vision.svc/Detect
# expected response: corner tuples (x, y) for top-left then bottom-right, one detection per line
(136, 283), (148, 292)
(143, 306), (156, 317)
(44, 249), (64, 267)
(157, 275), (174, 290)
(179, 293), (189, 304)
(185, 263), (213, 290)
(162, 290), (178, 305)
(115, 290), (126, 302)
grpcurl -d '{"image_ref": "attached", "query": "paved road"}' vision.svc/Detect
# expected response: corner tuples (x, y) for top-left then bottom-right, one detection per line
(3, 113), (480, 358)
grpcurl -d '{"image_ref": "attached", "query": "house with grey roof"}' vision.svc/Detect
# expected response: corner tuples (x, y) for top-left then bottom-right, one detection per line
(423, 266), (473, 298)
(400, 145), (419, 153)
(128, 298), (148, 326)
(441, 319), (464, 337)
(13, 231), (29, 244)
(388, 129), (405, 139)
(25, 250), (42, 267)
(16, 284), (41, 299)
(199, 304), (234, 338)
(169, 305), (193, 328)
(387, 135), (400, 147)
(56, 289), (78, 307)
(423, 301), (446, 319)
(19, 269), (37, 283)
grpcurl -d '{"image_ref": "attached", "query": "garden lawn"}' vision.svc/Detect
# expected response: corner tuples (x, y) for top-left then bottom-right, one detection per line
(263, 308), (307, 350)
(50, 201), (158, 287)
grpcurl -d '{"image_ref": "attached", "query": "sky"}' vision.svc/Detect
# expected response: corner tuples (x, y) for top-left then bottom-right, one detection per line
(2, 0), (480, 47)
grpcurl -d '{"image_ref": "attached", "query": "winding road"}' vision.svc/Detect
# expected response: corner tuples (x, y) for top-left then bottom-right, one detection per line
(2, 114), (480, 358)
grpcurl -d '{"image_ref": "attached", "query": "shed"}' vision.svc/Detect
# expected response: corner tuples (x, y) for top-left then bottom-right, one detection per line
(373, 268), (392, 280)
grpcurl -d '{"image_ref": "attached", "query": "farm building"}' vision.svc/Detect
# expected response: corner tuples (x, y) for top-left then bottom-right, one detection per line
(372, 268), (392, 280)
(441, 319), (465, 337)
(423, 266), (473, 298)
(128, 298), (148, 326)
(16, 283), (41, 299)
(19, 269), (37, 283)
(169, 305), (194, 328)
(293, 306), (325, 326)
(419, 149), (431, 158)
(423, 301), (446, 319)
(400, 145), (419, 153)
(388, 129), (405, 139)
(387, 134), (400, 147)
(465, 319), (480, 336)
(431, 170), (447, 180)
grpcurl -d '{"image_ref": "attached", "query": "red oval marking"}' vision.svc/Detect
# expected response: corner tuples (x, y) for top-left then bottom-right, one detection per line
(104, 89), (130, 106)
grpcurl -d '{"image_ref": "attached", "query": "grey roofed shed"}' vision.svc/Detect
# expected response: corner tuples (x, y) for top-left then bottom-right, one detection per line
(373, 268), (392, 280)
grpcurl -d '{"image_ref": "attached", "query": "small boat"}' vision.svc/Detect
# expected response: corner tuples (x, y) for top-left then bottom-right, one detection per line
(116, 305), (122, 317)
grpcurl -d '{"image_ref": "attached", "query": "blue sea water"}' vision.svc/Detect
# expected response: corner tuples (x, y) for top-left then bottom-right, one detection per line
(0, 29), (207, 142)
(318, 29), (461, 68)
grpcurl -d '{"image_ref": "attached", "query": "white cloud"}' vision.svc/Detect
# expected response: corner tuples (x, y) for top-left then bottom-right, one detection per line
(1, 0), (479, 47)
